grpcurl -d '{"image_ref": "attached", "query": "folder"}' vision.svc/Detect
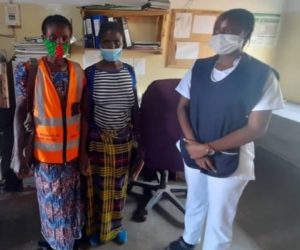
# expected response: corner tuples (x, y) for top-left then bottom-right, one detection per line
(116, 17), (132, 48)
(91, 15), (108, 49)
(84, 17), (94, 48)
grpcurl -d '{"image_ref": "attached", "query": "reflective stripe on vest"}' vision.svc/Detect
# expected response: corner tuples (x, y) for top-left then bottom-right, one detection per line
(35, 139), (80, 152)
(33, 58), (84, 163)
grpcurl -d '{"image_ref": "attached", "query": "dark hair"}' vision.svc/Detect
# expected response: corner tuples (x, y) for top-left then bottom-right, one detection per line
(41, 15), (72, 35)
(99, 21), (122, 40)
(219, 9), (255, 42)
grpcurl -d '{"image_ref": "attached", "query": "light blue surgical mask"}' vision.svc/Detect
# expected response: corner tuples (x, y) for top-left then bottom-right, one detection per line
(100, 48), (122, 62)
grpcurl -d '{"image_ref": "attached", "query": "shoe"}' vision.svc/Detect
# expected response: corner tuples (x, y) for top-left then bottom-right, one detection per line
(115, 228), (128, 244)
(89, 234), (99, 247)
(166, 237), (195, 250)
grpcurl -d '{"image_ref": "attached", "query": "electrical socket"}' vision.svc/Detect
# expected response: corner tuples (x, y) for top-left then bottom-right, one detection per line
(4, 4), (21, 26)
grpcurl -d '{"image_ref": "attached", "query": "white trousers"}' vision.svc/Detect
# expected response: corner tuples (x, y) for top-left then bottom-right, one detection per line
(183, 164), (248, 250)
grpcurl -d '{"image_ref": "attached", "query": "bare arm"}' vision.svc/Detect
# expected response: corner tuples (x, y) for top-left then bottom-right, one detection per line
(131, 87), (141, 146)
(186, 110), (272, 159)
(209, 110), (272, 151)
(177, 95), (216, 171)
(177, 96), (196, 141)
(12, 96), (30, 177)
(13, 97), (27, 156)
(79, 86), (89, 175)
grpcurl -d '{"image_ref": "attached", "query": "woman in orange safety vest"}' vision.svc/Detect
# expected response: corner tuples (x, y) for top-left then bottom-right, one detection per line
(12, 15), (87, 250)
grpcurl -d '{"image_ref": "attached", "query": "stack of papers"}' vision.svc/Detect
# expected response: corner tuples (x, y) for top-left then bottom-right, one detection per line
(82, 4), (144, 11)
(144, 0), (170, 10)
(132, 41), (161, 51)
(13, 39), (47, 62)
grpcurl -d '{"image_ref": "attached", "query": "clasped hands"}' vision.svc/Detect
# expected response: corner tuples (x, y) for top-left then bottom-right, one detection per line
(184, 138), (216, 173)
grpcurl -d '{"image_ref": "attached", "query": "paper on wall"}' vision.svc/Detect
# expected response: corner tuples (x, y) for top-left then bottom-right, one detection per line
(175, 42), (199, 60)
(83, 49), (101, 69)
(123, 58), (145, 75)
(192, 15), (216, 34)
(122, 58), (134, 67)
(251, 13), (281, 47)
(133, 58), (145, 76)
(174, 13), (192, 38)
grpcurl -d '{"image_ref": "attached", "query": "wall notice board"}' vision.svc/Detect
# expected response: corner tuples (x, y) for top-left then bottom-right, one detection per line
(167, 9), (221, 68)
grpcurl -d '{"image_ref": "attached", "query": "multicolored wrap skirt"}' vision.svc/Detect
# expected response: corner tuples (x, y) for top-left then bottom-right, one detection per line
(85, 125), (133, 242)
(35, 161), (84, 250)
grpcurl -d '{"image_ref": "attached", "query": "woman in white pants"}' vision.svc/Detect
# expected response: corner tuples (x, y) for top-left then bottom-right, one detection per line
(167, 8), (284, 250)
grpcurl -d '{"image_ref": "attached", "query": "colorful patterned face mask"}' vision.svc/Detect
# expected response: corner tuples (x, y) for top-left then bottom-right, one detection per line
(43, 39), (70, 58)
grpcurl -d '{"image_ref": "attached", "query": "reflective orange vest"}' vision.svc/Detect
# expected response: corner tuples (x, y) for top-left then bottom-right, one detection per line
(33, 58), (85, 163)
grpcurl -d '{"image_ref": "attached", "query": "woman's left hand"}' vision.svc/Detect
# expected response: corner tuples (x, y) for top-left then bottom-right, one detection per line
(79, 152), (89, 176)
(184, 139), (210, 159)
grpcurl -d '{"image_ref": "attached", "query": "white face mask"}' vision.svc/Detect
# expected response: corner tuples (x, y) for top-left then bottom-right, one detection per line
(209, 34), (244, 55)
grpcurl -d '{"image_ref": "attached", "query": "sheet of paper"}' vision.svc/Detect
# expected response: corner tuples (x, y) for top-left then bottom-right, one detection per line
(175, 42), (199, 60)
(174, 13), (192, 38)
(133, 58), (145, 76)
(122, 58), (134, 67)
(251, 14), (281, 47)
(83, 49), (101, 69)
(192, 15), (216, 34)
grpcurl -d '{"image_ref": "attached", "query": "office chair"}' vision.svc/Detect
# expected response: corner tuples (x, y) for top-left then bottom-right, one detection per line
(130, 79), (186, 221)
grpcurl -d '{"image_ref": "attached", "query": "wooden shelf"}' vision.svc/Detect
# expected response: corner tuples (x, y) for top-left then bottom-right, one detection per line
(81, 9), (169, 18)
(82, 46), (162, 54)
(81, 8), (169, 54)
(127, 47), (162, 54)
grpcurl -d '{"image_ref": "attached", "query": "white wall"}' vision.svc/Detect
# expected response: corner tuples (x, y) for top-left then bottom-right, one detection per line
(0, 0), (286, 93)
(273, 0), (300, 103)
(171, 0), (284, 13)
(285, 0), (300, 12)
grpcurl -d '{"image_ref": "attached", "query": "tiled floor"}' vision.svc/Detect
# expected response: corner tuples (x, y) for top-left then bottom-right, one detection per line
(0, 187), (260, 250)
(1, 147), (299, 250)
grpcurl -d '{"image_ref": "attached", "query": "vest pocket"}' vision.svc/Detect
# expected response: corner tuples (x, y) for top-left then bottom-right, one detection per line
(210, 152), (239, 177)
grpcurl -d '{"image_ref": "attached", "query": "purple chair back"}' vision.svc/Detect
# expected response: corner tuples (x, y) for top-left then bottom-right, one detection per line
(140, 79), (184, 172)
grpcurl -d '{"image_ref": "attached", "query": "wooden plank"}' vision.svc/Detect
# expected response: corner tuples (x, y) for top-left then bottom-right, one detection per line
(0, 63), (10, 109)
(82, 9), (169, 18)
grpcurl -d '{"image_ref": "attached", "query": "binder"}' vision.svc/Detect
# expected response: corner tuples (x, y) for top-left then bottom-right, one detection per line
(84, 17), (94, 48)
(84, 15), (132, 49)
(91, 15), (108, 49)
(121, 17), (132, 48)
(116, 17), (132, 48)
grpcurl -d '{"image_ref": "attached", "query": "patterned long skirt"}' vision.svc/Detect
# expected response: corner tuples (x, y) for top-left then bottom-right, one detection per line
(35, 161), (84, 250)
(85, 125), (133, 242)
